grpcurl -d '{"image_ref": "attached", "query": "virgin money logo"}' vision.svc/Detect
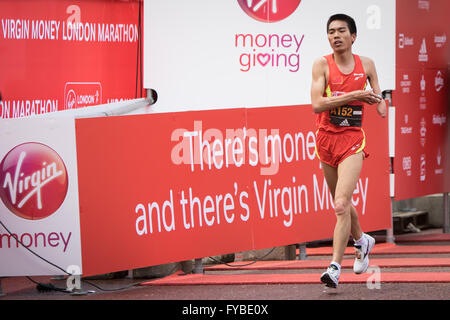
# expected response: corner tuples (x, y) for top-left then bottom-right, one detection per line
(238, 0), (301, 23)
(66, 90), (77, 109)
(64, 82), (102, 110)
(0, 143), (68, 220)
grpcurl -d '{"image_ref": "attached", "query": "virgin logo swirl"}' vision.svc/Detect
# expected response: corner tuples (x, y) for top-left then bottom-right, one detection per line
(237, 0), (302, 23)
(0, 143), (68, 220)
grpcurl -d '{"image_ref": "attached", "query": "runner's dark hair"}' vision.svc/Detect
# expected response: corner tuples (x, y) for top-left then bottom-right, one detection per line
(327, 13), (357, 35)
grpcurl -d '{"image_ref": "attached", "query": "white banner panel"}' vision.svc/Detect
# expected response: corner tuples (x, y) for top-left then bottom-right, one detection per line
(0, 117), (82, 276)
(144, 0), (396, 112)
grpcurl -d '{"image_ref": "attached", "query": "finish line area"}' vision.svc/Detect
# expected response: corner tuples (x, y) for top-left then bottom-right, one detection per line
(141, 239), (450, 287)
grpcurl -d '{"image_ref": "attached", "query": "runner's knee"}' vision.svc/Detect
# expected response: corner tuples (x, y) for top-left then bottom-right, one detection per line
(334, 197), (350, 216)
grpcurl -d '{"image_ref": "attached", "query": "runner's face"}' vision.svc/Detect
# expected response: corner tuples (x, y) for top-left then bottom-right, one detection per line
(327, 20), (356, 52)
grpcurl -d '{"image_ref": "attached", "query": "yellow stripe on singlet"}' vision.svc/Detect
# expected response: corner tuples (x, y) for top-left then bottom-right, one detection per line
(314, 130), (321, 160)
(325, 85), (332, 98)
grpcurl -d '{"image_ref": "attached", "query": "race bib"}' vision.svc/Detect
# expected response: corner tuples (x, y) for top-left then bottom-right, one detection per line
(329, 105), (363, 127)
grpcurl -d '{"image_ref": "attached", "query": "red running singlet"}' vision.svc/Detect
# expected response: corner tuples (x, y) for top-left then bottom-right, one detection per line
(315, 54), (370, 167)
(316, 54), (368, 133)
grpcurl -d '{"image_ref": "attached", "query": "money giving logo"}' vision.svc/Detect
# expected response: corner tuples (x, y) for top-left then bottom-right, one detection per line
(236, 0), (304, 72)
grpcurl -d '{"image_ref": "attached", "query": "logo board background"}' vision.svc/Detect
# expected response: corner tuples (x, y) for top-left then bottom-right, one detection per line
(143, 0), (396, 112)
(0, 118), (82, 276)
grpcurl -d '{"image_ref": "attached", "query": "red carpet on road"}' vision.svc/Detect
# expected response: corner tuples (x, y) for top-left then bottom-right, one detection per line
(141, 272), (450, 286)
(305, 243), (450, 256)
(205, 257), (450, 271)
(379, 233), (450, 243)
(139, 243), (450, 287)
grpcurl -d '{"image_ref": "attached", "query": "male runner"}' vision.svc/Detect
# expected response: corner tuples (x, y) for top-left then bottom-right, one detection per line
(310, 14), (386, 288)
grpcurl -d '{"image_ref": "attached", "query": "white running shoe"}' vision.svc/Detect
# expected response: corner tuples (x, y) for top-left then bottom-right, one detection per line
(320, 264), (340, 288)
(353, 234), (375, 274)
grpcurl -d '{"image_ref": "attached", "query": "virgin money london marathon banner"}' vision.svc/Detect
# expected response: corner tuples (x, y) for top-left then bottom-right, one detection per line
(0, 118), (82, 277)
(144, 0), (395, 112)
(393, 0), (449, 200)
(0, 0), (143, 120)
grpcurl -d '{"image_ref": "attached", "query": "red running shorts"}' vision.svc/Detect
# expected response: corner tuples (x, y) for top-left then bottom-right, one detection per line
(315, 129), (369, 168)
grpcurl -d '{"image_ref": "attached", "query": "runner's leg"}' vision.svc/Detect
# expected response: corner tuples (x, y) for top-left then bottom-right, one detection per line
(331, 152), (364, 264)
(320, 161), (337, 197)
(350, 206), (363, 241)
(321, 161), (363, 243)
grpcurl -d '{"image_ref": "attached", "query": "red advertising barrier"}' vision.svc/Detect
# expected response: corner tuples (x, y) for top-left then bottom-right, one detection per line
(396, 0), (449, 70)
(394, 68), (448, 199)
(393, 0), (449, 200)
(0, 0), (143, 119)
(75, 105), (391, 277)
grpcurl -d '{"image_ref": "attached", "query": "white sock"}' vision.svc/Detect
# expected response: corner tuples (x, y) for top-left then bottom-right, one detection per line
(330, 261), (341, 273)
(354, 233), (366, 246)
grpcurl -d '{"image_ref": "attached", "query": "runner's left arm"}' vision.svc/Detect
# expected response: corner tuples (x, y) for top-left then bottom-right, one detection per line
(364, 58), (387, 118)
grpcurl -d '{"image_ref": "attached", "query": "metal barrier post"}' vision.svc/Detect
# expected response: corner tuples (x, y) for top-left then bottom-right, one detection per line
(386, 211), (395, 243)
(193, 258), (204, 274)
(298, 243), (307, 260)
(0, 278), (5, 297)
(444, 193), (449, 234)
(127, 270), (134, 279)
(385, 90), (395, 244)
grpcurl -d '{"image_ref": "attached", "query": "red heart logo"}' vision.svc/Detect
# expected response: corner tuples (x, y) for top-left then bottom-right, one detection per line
(257, 53), (270, 66)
